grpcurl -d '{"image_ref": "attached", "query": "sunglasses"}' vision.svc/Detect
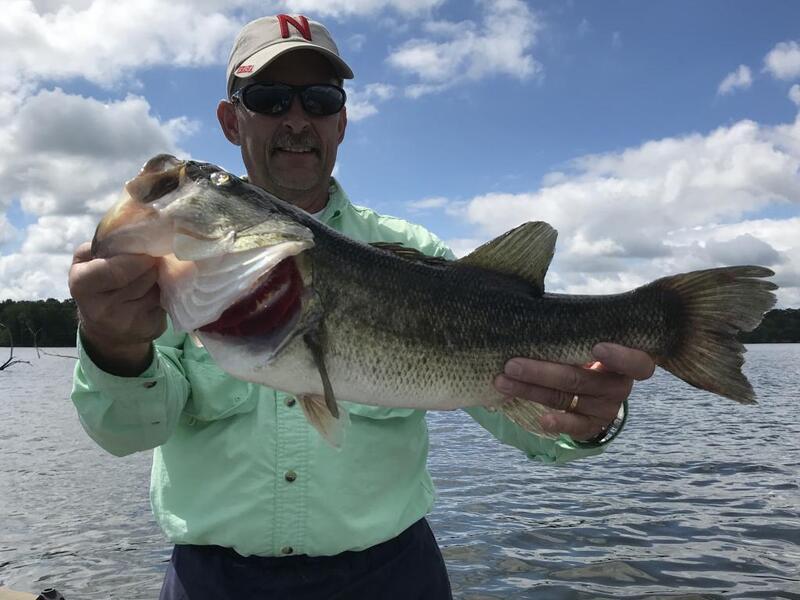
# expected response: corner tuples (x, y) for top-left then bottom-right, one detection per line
(231, 83), (347, 117)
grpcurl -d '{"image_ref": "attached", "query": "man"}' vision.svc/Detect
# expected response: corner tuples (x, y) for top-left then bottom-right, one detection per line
(69, 14), (655, 599)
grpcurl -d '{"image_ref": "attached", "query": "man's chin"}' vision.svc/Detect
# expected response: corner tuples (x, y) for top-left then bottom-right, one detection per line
(267, 171), (324, 194)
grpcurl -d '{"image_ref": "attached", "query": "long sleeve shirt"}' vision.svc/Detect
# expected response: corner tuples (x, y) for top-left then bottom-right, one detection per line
(71, 178), (618, 557)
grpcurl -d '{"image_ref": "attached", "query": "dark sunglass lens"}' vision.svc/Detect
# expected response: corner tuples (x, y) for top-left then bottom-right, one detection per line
(243, 85), (292, 114)
(301, 85), (346, 116)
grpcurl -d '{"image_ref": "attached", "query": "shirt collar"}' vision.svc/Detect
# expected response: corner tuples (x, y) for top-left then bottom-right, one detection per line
(318, 177), (348, 225)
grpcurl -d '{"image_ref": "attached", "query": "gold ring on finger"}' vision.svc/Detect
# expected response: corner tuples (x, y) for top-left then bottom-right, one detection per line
(567, 394), (579, 413)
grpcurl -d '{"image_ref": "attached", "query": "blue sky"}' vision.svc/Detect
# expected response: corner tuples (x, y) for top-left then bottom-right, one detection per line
(0, 0), (798, 305)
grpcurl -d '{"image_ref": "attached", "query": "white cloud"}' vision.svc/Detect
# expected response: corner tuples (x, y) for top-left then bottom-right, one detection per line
(282, 0), (444, 17)
(443, 237), (481, 258)
(611, 31), (622, 49)
(456, 115), (800, 306)
(345, 82), (396, 121)
(407, 196), (449, 211)
(0, 252), (73, 300)
(21, 216), (99, 254)
(0, 88), (195, 216)
(717, 65), (753, 95)
(0, 0), (243, 92)
(387, 0), (541, 97)
(347, 33), (367, 52)
(790, 84), (800, 106)
(0, 85), (194, 301)
(0, 214), (19, 246)
(764, 40), (800, 81)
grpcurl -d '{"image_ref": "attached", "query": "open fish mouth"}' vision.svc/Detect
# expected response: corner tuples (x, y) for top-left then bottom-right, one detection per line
(198, 256), (304, 337)
(160, 240), (313, 335)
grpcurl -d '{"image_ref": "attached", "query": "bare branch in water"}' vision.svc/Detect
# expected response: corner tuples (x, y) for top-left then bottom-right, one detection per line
(23, 322), (76, 359)
(26, 322), (42, 358)
(0, 322), (31, 370)
(41, 349), (78, 359)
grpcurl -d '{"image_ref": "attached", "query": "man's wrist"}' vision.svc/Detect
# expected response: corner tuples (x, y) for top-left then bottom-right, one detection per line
(79, 325), (154, 377)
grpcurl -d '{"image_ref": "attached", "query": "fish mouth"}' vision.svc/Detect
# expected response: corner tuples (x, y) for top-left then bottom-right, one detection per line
(197, 256), (305, 338)
(92, 154), (188, 258)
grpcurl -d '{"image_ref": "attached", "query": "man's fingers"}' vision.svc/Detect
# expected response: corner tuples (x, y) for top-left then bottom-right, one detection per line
(105, 255), (160, 291)
(592, 343), (655, 380)
(539, 411), (602, 441)
(495, 375), (618, 421)
(73, 242), (93, 264)
(73, 254), (160, 294)
(113, 267), (160, 303)
(502, 358), (628, 397)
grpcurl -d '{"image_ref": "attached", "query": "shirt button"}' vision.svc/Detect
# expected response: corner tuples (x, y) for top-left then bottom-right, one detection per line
(284, 470), (297, 482)
(281, 546), (294, 555)
(285, 397), (296, 407)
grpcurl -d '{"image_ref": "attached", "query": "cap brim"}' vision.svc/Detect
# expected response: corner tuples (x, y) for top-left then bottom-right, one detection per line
(228, 41), (354, 95)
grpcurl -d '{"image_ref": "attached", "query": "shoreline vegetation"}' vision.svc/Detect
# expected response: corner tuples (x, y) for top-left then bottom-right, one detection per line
(0, 299), (798, 348)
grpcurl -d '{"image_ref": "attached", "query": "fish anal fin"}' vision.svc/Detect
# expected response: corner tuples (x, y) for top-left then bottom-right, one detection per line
(458, 222), (557, 295)
(499, 397), (559, 440)
(298, 394), (350, 448)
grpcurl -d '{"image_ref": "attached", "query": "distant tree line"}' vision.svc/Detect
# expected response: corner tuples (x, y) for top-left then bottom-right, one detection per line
(0, 299), (78, 347)
(0, 300), (798, 347)
(738, 308), (800, 343)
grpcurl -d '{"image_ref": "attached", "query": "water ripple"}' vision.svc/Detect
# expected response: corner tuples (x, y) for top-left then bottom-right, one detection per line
(0, 345), (799, 598)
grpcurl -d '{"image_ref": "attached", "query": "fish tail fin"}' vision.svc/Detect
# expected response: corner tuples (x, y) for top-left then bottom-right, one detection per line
(653, 266), (777, 404)
(298, 394), (350, 448)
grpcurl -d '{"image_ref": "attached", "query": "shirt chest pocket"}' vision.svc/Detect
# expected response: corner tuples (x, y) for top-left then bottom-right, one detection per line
(182, 358), (259, 422)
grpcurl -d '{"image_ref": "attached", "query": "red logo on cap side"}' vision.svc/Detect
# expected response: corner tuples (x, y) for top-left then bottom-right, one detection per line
(236, 65), (254, 74)
(277, 14), (311, 41)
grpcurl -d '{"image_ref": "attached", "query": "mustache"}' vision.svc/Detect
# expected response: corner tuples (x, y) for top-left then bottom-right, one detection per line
(270, 132), (320, 152)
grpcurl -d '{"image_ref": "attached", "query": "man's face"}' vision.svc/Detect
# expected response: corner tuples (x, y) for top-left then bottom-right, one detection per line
(220, 50), (347, 203)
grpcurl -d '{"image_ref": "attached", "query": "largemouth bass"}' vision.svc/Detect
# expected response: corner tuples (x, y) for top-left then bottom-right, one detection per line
(92, 154), (777, 445)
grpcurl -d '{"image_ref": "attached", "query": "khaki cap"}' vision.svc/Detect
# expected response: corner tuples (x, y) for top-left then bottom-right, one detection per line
(226, 14), (354, 97)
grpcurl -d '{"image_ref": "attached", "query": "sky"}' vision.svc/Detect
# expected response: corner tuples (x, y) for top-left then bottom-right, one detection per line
(1, 0), (799, 307)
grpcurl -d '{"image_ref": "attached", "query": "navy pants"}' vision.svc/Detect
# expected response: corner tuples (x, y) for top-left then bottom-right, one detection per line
(159, 518), (453, 600)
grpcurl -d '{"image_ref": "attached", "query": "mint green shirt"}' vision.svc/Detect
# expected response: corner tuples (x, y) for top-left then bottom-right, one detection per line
(71, 179), (614, 558)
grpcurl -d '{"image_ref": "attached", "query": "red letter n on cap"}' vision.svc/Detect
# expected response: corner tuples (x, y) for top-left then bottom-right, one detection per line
(277, 14), (312, 40)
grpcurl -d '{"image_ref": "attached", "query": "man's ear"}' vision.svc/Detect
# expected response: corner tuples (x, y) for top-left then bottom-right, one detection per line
(337, 106), (347, 144)
(217, 100), (241, 146)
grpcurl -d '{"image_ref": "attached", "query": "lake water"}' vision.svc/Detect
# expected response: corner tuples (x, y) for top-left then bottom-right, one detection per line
(1, 345), (798, 599)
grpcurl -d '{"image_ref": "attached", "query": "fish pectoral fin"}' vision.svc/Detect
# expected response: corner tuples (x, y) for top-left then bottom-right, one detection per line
(303, 330), (338, 417)
(299, 330), (349, 447)
(499, 397), (559, 440)
(298, 394), (350, 448)
(458, 222), (557, 295)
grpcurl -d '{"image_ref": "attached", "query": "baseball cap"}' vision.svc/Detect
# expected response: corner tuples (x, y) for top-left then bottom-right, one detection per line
(226, 14), (354, 97)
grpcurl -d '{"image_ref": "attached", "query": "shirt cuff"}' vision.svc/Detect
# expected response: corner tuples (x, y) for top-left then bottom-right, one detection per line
(77, 330), (160, 390)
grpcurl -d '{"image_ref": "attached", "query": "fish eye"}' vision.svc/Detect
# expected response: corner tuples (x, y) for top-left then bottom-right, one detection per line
(210, 171), (231, 186)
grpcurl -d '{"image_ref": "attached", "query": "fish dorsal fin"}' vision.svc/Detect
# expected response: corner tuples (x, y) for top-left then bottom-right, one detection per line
(370, 242), (451, 267)
(457, 222), (557, 294)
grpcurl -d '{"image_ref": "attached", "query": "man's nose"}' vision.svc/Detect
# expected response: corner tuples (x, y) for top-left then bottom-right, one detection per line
(281, 95), (310, 132)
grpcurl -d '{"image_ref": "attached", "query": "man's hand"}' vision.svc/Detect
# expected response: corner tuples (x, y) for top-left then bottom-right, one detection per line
(68, 242), (166, 376)
(494, 343), (655, 441)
